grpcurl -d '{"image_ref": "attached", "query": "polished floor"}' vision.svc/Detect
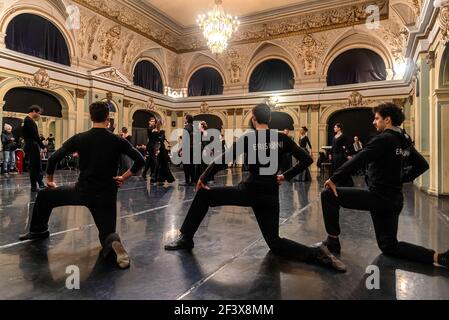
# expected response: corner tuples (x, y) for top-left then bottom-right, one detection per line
(0, 168), (449, 300)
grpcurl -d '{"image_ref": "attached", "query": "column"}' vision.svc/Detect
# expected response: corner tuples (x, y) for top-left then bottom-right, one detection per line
(75, 89), (87, 134)
(0, 101), (5, 133)
(0, 33), (6, 49)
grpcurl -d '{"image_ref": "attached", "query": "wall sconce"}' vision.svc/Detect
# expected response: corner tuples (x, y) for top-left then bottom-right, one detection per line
(267, 96), (279, 108)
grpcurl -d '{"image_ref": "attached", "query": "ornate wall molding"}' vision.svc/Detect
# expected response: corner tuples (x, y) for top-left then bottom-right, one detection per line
(17, 68), (60, 89)
(72, 0), (389, 53)
(75, 88), (87, 99)
(439, 7), (449, 45)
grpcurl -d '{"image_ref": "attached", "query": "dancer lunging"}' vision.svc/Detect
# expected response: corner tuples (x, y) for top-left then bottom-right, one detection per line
(165, 103), (347, 272)
(19, 102), (145, 269)
(317, 102), (449, 268)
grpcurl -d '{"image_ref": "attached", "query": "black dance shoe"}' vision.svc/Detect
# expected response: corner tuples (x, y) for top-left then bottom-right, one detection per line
(438, 250), (449, 268)
(311, 244), (346, 272)
(19, 231), (50, 241)
(313, 236), (341, 254)
(111, 241), (130, 269)
(164, 234), (194, 251)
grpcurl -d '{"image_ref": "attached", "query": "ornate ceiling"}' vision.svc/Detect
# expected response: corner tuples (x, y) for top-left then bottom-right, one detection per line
(140, 0), (344, 28)
(72, 0), (391, 53)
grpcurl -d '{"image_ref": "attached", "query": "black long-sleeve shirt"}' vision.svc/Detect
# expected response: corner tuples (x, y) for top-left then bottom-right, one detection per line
(200, 129), (313, 185)
(299, 135), (312, 150)
(22, 116), (44, 149)
(331, 134), (348, 156)
(147, 128), (160, 149)
(47, 128), (145, 192)
(331, 128), (429, 194)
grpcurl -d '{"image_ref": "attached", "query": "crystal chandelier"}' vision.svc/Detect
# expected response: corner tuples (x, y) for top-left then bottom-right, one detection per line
(197, 0), (240, 54)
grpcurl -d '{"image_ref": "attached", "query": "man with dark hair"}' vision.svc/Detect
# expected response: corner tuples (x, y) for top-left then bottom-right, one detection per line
(19, 102), (145, 269)
(142, 117), (158, 181)
(180, 114), (195, 186)
(22, 105), (46, 192)
(316, 102), (449, 268)
(165, 103), (347, 272)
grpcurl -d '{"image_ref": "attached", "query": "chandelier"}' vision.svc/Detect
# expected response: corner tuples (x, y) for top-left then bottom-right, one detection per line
(197, 0), (240, 54)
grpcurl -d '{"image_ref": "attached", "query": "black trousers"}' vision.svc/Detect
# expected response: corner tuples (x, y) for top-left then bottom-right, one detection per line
(24, 141), (43, 188)
(321, 187), (435, 264)
(180, 182), (313, 261)
(29, 186), (120, 249)
(332, 153), (353, 187)
(142, 152), (156, 178)
(183, 148), (195, 184)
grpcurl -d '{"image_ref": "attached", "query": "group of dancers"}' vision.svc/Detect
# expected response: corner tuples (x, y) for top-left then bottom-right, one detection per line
(19, 101), (449, 272)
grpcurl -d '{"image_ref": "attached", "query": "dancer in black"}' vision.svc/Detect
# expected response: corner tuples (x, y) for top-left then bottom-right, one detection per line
(297, 126), (312, 182)
(165, 103), (346, 272)
(152, 120), (175, 184)
(22, 105), (46, 192)
(180, 114), (195, 186)
(330, 123), (353, 187)
(142, 117), (159, 181)
(317, 103), (449, 268)
(19, 102), (145, 269)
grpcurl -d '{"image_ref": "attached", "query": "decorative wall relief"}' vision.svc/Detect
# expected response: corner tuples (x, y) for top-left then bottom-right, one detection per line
(98, 24), (122, 65)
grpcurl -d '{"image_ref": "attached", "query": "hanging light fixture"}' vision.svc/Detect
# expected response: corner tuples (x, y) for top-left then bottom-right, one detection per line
(197, 0), (240, 54)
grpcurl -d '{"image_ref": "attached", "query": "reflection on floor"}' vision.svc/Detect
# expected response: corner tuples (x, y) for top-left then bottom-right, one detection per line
(0, 169), (449, 300)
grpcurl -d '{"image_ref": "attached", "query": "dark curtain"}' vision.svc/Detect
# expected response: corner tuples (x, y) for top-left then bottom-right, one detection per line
(188, 68), (224, 96)
(249, 59), (294, 92)
(132, 110), (159, 129)
(269, 112), (294, 130)
(106, 101), (116, 113)
(327, 108), (377, 146)
(6, 13), (70, 66)
(133, 61), (164, 94)
(4, 88), (62, 118)
(193, 114), (223, 130)
(327, 49), (386, 86)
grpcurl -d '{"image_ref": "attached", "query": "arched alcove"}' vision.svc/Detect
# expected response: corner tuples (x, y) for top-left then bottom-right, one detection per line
(5, 13), (70, 66)
(133, 60), (164, 94)
(188, 67), (224, 96)
(249, 59), (294, 92)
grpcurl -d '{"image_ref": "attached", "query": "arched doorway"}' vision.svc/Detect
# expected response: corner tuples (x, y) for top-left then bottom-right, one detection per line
(193, 114), (223, 131)
(132, 110), (161, 145)
(327, 108), (376, 147)
(269, 112), (294, 131)
(246, 111), (295, 131)
(3, 87), (63, 144)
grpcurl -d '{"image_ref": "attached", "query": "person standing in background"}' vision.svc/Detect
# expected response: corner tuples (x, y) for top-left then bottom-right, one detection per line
(330, 123), (353, 187)
(46, 134), (56, 159)
(22, 105), (46, 192)
(181, 115), (195, 186)
(1, 124), (17, 175)
(119, 127), (133, 175)
(297, 126), (312, 182)
(142, 117), (159, 181)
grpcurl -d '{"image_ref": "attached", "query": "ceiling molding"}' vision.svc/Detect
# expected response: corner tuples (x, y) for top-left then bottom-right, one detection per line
(72, 0), (390, 53)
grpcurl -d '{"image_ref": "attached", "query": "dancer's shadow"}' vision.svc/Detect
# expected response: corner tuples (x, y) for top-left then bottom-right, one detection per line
(349, 254), (449, 300)
(14, 241), (125, 299)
